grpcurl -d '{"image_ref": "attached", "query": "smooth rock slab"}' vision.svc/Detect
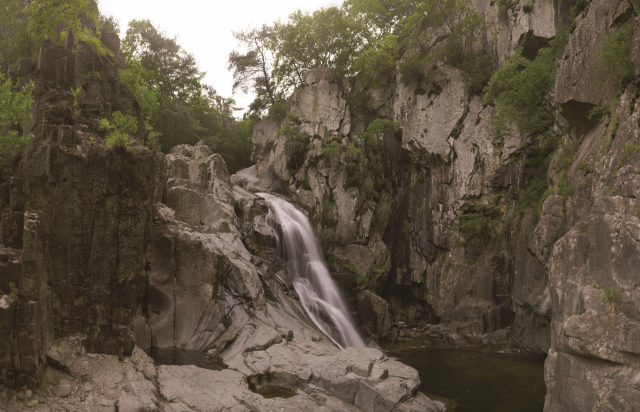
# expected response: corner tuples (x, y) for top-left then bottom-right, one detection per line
(158, 365), (360, 412)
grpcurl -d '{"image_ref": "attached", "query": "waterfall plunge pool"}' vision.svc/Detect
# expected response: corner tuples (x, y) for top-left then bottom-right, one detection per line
(387, 347), (546, 412)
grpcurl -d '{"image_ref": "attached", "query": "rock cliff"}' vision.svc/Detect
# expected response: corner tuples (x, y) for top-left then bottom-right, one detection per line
(239, 0), (640, 410)
(0, 18), (443, 412)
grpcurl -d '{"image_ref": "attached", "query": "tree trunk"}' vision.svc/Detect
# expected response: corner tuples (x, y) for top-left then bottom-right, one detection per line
(173, 115), (178, 147)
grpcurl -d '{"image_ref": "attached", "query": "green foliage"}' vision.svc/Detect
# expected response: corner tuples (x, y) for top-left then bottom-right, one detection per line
(570, 0), (591, 23)
(270, 6), (366, 92)
(28, 0), (96, 53)
(0, 73), (34, 178)
(484, 25), (569, 142)
(360, 119), (401, 151)
(556, 173), (575, 200)
(275, 123), (309, 143)
(70, 86), (83, 116)
(322, 139), (343, 156)
(600, 286), (621, 313)
(523, 1), (534, 13)
(343, 263), (358, 275)
(0, 0), (98, 65)
(618, 141), (640, 168)
(119, 59), (159, 117)
(123, 19), (206, 149)
(458, 203), (502, 244)
(460, 50), (495, 95)
(99, 13), (120, 35)
(577, 161), (594, 174)
(275, 121), (310, 171)
(228, 24), (279, 115)
(608, 113), (620, 140)
(267, 100), (288, 120)
(497, 0), (515, 15)
(511, 174), (551, 225)
(597, 21), (634, 96)
(268, 0), (486, 96)
(8, 282), (18, 299)
(399, 51), (428, 87)
(99, 111), (137, 149)
(76, 27), (113, 57)
(353, 34), (398, 88)
(374, 267), (385, 280)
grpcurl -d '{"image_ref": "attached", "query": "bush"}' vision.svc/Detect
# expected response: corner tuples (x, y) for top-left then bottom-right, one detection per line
(597, 21), (634, 96)
(570, 0), (591, 24)
(458, 203), (502, 244)
(601, 286), (621, 314)
(484, 26), (569, 141)
(267, 100), (288, 120)
(99, 111), (137, 148)
(0, 73), (34, 179)
(523, 1), (534, 13)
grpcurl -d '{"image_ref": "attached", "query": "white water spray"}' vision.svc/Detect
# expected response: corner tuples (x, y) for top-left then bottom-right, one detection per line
(259, 193), (365, 349)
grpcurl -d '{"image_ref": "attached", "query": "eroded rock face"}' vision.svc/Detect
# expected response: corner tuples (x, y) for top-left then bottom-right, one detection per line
(0, 28), (164, 390)
(125, 140), (439, 412)
(540, 85), (640, 411)
(241, 1), (640, 410)
(554, 0), (634, 130)
(394, 64), (468, 165)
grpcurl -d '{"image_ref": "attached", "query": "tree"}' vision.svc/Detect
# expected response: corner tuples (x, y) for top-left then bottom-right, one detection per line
(425, 0), (486, 66)
(269, 7), (367, 93)
(99, 13), (121, 36)
(27, 0), (97, 53)
(484, 26), (569, 141)
(123, 19), (205, 148)
(0, 0), (32, 67)
(0, 72), (34, 178)
(228, 24), (277, 115)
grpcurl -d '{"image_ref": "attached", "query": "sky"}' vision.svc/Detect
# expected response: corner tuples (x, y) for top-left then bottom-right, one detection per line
(98, 0), (344, 114)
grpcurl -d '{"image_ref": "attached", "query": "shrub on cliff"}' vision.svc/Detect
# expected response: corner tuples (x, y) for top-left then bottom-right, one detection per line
(0, 0), (99, 65)
(0, 73), (34, 178)
(597, 20), (634, 96)
(484, 25), (569, 142)
(99, 111), (137, 149)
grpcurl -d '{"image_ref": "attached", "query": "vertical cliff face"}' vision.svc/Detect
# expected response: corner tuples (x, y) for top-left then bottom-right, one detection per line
(0, 27), (164, 390)
(242, 0), (640, 409)
(0, 17), (447, 412)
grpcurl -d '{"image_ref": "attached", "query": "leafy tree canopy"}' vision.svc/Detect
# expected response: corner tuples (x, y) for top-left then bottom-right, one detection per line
(484, 26), (569, 141)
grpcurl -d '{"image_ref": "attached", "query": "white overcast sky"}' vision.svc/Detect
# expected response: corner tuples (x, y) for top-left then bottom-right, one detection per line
(98, 0), (343, 114)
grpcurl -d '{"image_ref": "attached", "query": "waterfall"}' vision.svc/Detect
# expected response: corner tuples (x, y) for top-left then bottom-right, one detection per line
(259, 193), (365, 349)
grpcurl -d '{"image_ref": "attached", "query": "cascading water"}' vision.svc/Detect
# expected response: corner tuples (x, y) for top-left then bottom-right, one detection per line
(259, 193), (365, 349)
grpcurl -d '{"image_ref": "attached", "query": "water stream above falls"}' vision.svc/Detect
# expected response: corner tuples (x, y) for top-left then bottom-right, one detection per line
(259, 193), (365, 349)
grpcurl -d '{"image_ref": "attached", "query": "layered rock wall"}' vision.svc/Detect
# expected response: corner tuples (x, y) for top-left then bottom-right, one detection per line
(0, 27), (163, 391)
(244, 0), (640, 410)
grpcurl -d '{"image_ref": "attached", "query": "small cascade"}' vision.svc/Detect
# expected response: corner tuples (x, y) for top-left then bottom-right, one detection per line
(260, 193), (365, 349)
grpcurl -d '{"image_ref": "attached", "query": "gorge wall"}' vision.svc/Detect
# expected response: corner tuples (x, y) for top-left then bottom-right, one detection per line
(0, 13), (444, 412)
(1, 0), (639, 411)
(239, 0), (640, 410)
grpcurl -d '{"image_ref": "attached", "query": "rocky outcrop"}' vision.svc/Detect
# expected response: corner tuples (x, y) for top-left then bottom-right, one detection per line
(542, 82), (640, 411)
(0, 25), (164, 392)
(241, 0), (640, 410)
(554, 0), (634, 130)
(129, 140), (442, 412)
(248, 63), (533, 351)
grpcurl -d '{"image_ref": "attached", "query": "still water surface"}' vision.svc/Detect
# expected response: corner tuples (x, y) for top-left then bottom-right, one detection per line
(387, 348), (546, 412)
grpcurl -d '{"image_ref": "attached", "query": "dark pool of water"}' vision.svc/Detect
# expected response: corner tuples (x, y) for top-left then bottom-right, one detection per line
(144, 347), (226, 370)
(386, 348), (546, 412)
(254, 385), (298, 399)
